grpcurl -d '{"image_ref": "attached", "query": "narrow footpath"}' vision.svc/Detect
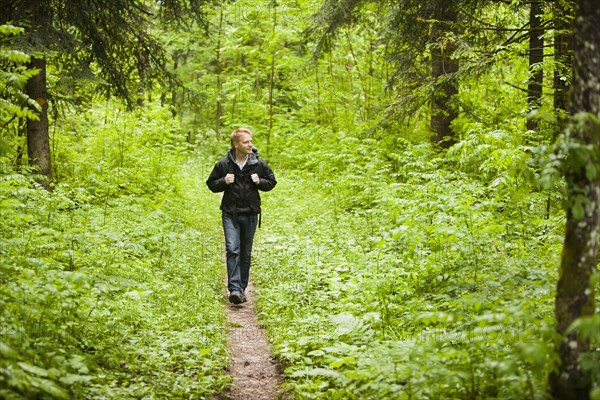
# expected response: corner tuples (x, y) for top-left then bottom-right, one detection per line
(224, 281), (284, 400)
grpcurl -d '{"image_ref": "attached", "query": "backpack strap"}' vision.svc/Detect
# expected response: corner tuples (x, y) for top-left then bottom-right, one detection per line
(226, 158), (238, 222)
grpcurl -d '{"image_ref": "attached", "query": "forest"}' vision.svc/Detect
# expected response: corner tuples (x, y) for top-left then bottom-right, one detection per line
(0, 0), (599, 399)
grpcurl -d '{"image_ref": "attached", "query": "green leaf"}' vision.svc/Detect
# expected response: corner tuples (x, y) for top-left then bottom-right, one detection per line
(35, 378), (69, 399)
(290, 367), (341, 379)
(0, 341), (19, 359)
(586, 162), (597, 181)
(572, 201), (585, 220)
(18, 362), (49, 377)
(329, 356), (356, 369)
(60, 374), (93, 385)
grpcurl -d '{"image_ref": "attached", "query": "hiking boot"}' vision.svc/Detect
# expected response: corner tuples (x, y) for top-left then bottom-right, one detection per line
(241, 293), (247, 303)
(229, 291), (243, 305)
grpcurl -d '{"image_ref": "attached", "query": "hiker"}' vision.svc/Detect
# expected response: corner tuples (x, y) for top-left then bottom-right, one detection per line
(206, 128), (277, 305)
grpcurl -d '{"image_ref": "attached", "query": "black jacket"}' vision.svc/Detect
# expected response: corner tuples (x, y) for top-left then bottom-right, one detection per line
(206, 148), (277, 215)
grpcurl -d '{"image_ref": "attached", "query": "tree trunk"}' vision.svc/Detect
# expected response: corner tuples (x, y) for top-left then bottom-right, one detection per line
(215, 2), (225, 142)
(266, 1), (278, 156)
(550, 0), (600, 398)
(25, 56), (52, 190)
(526, 1), (544, 131)
(552, 0), (573, 140)
(430, 4), (459, 148)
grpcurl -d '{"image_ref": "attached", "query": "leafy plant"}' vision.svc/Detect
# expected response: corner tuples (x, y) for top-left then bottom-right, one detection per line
(252, 134), (587, 399)
(0, 100), (231, 399)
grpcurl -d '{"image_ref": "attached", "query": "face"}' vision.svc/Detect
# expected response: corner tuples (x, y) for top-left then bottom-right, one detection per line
(234, 133), (253, 155)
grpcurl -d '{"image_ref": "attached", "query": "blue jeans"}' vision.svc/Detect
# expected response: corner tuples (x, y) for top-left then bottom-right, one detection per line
(222, 212), (258, 294)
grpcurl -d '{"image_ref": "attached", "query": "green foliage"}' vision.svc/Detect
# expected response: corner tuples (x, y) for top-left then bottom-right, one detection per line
(251, 127), (597, 398)
(536, 111), (600, 220)
(1, 1), (598, 399)
(0, 1), (217, 112)
(0, 24), (40, 156)
(0, 101), (230, 399)
(162, 0), (393, 155)
(153, 2), (595, 396)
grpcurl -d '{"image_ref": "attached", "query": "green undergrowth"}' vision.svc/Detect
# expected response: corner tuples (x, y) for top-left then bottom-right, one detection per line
(254, 132), (599, 399)
(0, 103), (230, 399)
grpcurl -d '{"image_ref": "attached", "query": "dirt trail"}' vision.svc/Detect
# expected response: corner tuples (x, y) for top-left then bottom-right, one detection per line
(224, 281), (284, 400)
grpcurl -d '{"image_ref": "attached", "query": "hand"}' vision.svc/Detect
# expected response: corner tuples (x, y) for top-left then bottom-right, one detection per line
(225, 174), (235, 184)
(251, 173), (260, 185)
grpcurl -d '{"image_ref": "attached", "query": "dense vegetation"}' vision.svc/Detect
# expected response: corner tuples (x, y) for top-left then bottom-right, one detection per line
(256, 136), (563, 398)
(1, 102), (231, 398)
(1, 0), (598, 399)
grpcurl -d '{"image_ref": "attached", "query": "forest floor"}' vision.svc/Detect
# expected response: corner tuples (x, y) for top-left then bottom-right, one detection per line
(223, 280), (284, 400)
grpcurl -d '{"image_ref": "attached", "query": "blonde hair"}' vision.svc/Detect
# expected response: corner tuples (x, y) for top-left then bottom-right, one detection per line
(230, 128), (253, 148)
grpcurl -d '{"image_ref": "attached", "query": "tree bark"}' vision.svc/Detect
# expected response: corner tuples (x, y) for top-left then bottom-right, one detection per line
(215, 2), (225, 142)
(430, 4), (459, 148)
(526, 1), (544, 131)
(552, 0), (573, 140)
(550, 0), (600, 398)
(266, 2), (278, 156)
(25, 56), (52, 190)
